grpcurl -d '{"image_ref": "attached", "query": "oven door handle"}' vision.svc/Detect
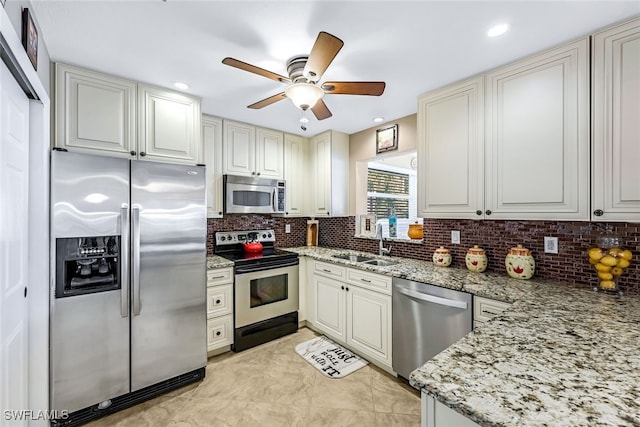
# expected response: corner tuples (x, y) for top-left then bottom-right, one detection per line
(235, 258), (299, 274)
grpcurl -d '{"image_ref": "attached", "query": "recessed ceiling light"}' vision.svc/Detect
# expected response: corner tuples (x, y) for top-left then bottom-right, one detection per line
(174, 82), (189, 90)
(373, 117), (385, 123)
(487, 23), (509, 38)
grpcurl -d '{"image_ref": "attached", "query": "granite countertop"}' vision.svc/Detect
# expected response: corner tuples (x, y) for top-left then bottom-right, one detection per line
(206, 255), (234, 270)
(285, 246), (640, 427)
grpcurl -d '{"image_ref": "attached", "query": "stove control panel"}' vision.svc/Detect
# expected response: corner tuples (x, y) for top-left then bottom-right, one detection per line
(215, 229), (276, 246)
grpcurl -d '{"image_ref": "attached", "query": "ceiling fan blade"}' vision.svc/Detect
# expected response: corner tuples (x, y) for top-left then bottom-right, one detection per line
(248, 92), (287, 109)
(311, 99), (332, 120)
(222, 57), (290, 83)
(321, 81), (386, 96)
(303, 32), (344, 82)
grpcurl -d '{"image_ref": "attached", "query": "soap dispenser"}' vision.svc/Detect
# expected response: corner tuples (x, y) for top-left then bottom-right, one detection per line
(388, 208), (397, 238)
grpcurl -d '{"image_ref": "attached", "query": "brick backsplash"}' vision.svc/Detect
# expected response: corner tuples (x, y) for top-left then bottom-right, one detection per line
(206, 214), (640, 295)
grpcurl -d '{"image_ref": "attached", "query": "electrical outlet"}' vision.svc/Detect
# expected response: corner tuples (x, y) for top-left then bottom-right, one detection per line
(544, 236), (558, 254)
(285, 224), (291, 234)
(451, 230), (460, 244)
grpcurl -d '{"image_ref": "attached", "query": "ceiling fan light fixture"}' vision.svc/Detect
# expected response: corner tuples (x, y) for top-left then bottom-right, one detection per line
(285, 83), (324, 110)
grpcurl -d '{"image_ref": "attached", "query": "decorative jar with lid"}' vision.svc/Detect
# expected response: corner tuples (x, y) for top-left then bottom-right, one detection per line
(588, 227), (633, 294)
(505, 244), (535, 279)
(465, 245), (487, 273)
(407, 221), (423, 240)
(433, 246), (452, 267)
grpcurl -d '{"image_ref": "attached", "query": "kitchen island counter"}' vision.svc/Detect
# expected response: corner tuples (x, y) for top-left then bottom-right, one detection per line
(285, 246), (640, 426)
(206, 255), (234, 270)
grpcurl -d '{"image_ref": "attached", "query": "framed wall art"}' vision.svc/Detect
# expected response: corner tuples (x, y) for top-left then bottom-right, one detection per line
(22, 8), (38, 70)
(376, 124), (398, 154)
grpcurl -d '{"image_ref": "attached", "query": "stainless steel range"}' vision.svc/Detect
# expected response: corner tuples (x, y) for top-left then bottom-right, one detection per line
(214, 230), (299, 352)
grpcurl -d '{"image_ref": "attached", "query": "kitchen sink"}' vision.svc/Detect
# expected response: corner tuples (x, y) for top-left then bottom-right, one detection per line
(332, 254), (376, 263)
(362, 259), (399, 267)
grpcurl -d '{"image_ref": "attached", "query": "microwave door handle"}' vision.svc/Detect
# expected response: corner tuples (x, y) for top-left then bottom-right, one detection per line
(272, 188), (277, 212)
(120, 205), (129, 318)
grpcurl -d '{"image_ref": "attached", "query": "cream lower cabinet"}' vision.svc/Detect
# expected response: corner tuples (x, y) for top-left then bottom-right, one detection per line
(206, 267), (234, 354)
(421, 392), (481, 427)
(592, 17), (640, 222)
(311, 260), (392, 369)
(202, 115), (224, 218)
(473, 296), (511, 330)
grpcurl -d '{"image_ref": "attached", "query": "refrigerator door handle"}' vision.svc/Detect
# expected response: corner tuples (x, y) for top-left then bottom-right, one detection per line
(120, 205), (130, 317)
(132, 206), (141, 316)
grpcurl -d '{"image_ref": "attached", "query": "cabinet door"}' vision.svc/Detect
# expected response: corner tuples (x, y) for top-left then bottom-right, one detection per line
(55, 63), (136, 158)
(283, 133), (308, 216)
(485, 38), (589, 220)
(417, 75), (484, 219)
(256, 127), (284, 179)
(312, 274), (346, 342)
(346, 285), (391, 367)
(311, 132), (332, 216)
(592, 17), (640, 222)
(203, 115), (223, 218)
(138, 84), (202, 164)
(223, 120), (255, 177)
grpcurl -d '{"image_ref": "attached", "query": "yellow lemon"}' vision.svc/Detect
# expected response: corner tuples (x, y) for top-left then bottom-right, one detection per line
(600, 255), (618, 267)
(589, 258), (600, 265)
(594, 263), (612, 272)
(588, 248), (604, 261)
(600, 280), (616, 289)
(608, 247), (622, 256)
(616, 258), (630, 269)
(598, 271), (613, 280)
(620, 249), (633, 261)
(611, 267), (623, 276)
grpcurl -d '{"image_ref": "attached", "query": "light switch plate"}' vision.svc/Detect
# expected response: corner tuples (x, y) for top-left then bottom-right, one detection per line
(451, 230), (460, 244)
(285, 224), (291, 234)
(544, 236), (558, 254)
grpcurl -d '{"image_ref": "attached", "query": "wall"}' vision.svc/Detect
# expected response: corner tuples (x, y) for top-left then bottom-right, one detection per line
(348, 114), (417, 215)
(317, 216), (640, 296)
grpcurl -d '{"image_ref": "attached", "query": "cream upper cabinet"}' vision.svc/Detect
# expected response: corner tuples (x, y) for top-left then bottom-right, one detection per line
(222, 120), (284, 179)
(418, 38), (589, 220)
(592, 17), (640, 222)
(417, 75), (484, 219)
(310, 130), (349, 217)
(54, 63), (137, 158)
(282, 133), (309, 216)
(137, 83), (202, 165)
(484, 38), (589, 220)
(203, 115), (223, 218)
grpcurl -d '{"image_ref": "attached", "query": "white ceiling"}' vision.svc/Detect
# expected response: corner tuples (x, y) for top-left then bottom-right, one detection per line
(31, 1), (639, 137)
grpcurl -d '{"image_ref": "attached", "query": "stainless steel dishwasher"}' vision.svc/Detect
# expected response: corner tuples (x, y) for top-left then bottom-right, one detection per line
(392, 278), (473, 380)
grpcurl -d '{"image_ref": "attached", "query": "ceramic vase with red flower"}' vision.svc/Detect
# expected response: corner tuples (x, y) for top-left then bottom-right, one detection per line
(505, 244), (535, 279)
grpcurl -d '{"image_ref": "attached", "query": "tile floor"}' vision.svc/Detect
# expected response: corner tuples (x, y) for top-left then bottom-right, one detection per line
(86, 327), (421, 427)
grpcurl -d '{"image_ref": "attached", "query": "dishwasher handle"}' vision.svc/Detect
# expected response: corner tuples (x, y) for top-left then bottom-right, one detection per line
(395, 286), (468, 310)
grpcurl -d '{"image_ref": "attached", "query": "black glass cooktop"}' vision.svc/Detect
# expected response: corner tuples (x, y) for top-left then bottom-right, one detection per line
(218, 248), (297, 263)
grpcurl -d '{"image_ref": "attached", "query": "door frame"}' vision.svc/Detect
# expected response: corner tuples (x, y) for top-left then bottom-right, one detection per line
(0, 6), (50, 424)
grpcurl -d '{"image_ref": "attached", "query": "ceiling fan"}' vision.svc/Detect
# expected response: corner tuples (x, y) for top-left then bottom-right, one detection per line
(222, 31), (386, 125)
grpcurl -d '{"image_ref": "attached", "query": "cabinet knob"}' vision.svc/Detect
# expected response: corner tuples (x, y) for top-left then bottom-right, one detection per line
(285, 212), (289, 215)
(251, 171), (256, 175)
(130, 151), (136, 156)
(341, 286), (345, 290)
(215, 299), (221, 304)
(216, 331), (221, 336)
(594, 209), (604, 217)
(140, 152), (146, 157)
(256, 172), (261, 176)
(476, 210), (482, 216)
(327, 212), (330, 216)
(345, 287), (349, 292)
(218, 211), (222, 215)
(485, 210), (492, 216)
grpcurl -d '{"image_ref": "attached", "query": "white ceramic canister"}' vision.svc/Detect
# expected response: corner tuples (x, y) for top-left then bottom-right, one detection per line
(433, 246), (452, 267)
(465, 245), (487, 273)
(505, 244), (535, 279)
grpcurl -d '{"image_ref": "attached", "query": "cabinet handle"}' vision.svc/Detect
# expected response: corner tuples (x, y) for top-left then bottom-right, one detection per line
(345, 287), (349, 292)
(210, 275), (225, 279)
(341, 285), (345, 290)
(256, 172), (261, 176)
(476, 210), (482, 216)
(485, 210), (492, 216)
(360, 278), (371, 283)
(482, 309), (500, 316)
(218, 211), (222, 215)
(251, 171), (256, 175)
(327, 212), (330, 216)
(594, 209), (604, 217)
(216, 331), (221, 336)
(140, 152), (146, 157)
(215, 299), (221, 304)
(323, 269), (332, 273)
(286, 212), (289, 215)
(130, 151), (137, 156)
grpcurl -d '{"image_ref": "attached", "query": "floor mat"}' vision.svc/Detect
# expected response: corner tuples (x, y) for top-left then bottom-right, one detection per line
(295, 335), (369, 378)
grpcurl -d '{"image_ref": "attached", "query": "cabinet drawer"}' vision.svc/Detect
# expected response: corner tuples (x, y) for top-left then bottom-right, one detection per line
(314, 260), (345, 279)
(207, 315), (233, 351)
(346, 268), (392, 295)
(207, 284), (232, 318)
(474, 296), (511, 323)
(207, 267), (233, 286)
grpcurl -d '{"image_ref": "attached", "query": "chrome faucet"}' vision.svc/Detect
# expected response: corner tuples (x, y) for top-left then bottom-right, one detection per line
(376, 223), (392, 256)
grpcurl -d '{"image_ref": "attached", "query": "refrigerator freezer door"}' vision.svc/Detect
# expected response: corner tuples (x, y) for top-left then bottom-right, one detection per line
(50, 151), (130, 412)
(130, 161), (207, 391)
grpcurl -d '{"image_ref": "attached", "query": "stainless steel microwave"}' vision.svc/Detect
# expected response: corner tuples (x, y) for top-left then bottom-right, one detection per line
(223, 175), (286, 214)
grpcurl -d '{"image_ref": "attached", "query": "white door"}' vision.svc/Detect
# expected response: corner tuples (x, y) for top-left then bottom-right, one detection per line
(222, 120), (255, 176)
(0, 62), (30, 423)
(255, 127), (283, 179)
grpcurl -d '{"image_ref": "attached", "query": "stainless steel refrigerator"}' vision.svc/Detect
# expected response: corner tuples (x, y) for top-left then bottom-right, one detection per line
(50, 150), (206, 424)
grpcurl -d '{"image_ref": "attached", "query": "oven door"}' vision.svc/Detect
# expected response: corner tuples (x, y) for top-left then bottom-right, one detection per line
(234, 263), (299, 328)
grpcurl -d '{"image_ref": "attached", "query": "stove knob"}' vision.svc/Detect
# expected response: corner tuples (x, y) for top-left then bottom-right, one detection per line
(262, 233), (267, 239)
(227, 234), (233, 241)
(267, 232), (272, 238)
(220, 236), (226, 241)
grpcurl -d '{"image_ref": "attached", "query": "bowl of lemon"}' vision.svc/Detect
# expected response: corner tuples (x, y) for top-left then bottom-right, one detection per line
(588, 232), (632, 294)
